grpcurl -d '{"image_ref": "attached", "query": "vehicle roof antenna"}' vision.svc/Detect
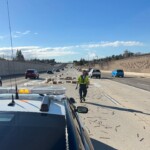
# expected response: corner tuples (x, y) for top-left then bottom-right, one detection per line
(8, 94), (15, 106)
(7, 0), (18, 99)
(15, 84), (19, 99)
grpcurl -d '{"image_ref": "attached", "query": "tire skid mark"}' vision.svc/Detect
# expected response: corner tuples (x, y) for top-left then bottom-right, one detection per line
(104, 93), (123, 106)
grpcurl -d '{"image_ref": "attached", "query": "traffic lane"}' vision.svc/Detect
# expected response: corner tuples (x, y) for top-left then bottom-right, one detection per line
(91, 78), (150, 114)
(2, 70), (64, 87)
(2, 76), (34, 86)
(101, 72), (150, 92)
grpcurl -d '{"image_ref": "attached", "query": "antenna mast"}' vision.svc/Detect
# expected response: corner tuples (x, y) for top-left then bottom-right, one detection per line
(6, 0), (14, 59)
(6, 0), (19, 100)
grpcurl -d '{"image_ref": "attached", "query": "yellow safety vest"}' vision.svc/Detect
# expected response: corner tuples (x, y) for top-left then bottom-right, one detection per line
(78, 75), (89, 84)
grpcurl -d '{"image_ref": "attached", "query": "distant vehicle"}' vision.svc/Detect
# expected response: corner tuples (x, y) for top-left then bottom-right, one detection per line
(112, 69), (124, 77)
(25, 69), (39, 79)
(0, 86), (94, 150)
(89, 69), (101, 78)
(47, 70), (54, 74)
(56, 69), (60, 72)
(0, 77), (2, 86)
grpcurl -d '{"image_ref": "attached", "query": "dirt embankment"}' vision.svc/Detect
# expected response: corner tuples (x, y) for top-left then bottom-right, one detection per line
(98, 55), (150, 73)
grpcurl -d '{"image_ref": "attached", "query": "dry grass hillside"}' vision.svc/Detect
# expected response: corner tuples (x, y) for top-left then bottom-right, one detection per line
(96, 54), (150, 73)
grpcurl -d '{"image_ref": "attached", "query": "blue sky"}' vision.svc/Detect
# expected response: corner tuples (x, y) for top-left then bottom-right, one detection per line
(0, 0), (150, 62)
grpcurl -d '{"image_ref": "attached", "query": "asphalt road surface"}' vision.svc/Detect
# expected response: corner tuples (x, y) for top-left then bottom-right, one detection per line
(2, 72), (60, 87)
(101, 72), (150, 92)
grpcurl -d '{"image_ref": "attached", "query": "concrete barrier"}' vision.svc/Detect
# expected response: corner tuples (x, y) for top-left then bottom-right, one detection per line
(0, 60), (51, 76)
(0, 60), (66, 77)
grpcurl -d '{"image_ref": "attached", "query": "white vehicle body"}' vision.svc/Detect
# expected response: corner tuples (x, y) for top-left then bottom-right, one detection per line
(0, 86), (67, 150)
(88, 69), (101, 78)
(0, 86), (94, 150)
(0, 77), (2, 86)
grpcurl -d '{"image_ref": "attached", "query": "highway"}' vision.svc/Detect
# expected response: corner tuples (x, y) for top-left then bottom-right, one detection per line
(1, 66), (150, 150)
(101, 72), (150, 92)
(2, 71), (62, 87)
(2, 68), (150, 92)
(1, 64), (66, 87)
(65, 68), (150, 150)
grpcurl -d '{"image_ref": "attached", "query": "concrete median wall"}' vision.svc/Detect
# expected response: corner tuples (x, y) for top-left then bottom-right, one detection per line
(0, 60), (51, 76)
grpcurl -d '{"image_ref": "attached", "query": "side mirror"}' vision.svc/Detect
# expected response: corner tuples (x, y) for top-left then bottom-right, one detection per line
(69, 98), (76, 104)
(76, 106), (88, 113)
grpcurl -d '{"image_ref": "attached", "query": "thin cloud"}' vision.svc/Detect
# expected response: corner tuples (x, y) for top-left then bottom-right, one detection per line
(88, 52), (97, 60)
(15, 31), (21, 34)
(0, 46), (78, 59)
(0, 40), (143, 59)
(22, 30), (31, 35)
(12, 34), (21, 38)
(0, 46), (39, 51)
(24, 49), (78, 59)
(0, 30), (36, 39)
(81, 41), (143, 48)
(0, 35), (7, 40)
(12, 30), (31, 38)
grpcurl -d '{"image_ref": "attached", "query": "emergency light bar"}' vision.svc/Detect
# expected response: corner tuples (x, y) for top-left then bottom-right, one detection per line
(0, 86), (66, 95)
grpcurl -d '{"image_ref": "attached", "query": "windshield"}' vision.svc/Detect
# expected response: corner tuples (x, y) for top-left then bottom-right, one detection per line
(93, 70), (100, 72)
(0, 112), (66, 150)
(117, 70), (123, 73)
(27, 70), (35, 73)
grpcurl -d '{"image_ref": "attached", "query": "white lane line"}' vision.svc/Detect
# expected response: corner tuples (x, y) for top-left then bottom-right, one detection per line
(137, 83), (149, 87)
(104, 94), (121, 106)
(92, 82), (122, 106)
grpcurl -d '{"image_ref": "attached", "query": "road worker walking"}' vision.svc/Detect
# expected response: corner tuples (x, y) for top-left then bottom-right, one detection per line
(76, 70), (89, 103)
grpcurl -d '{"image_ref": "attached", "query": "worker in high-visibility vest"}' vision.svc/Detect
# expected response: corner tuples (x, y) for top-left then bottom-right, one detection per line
(76, 70), (89, 103)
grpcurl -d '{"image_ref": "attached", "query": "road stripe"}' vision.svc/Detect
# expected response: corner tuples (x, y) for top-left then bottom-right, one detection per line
(104, 94), (122, 106)
(137, 83), (149, 87)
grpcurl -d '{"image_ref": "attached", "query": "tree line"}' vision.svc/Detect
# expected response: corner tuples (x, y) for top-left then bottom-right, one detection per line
(0, 50), (56, 64)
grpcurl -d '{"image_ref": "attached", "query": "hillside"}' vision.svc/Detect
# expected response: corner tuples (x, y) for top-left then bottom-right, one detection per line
(96, 54), (150, 73)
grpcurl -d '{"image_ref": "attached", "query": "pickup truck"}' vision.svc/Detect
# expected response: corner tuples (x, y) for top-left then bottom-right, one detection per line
(88, 69), (101, 79)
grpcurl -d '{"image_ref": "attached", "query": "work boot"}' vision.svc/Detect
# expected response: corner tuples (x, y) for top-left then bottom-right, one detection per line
(80, 98), (82, 103)
(83, 97), (85, 102)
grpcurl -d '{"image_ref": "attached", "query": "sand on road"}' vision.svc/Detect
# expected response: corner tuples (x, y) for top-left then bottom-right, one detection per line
(64, 68), (150, 150)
